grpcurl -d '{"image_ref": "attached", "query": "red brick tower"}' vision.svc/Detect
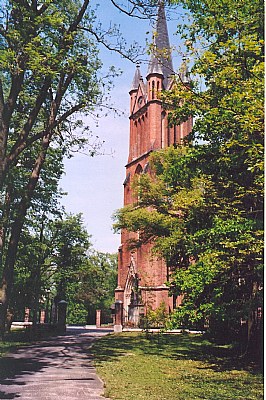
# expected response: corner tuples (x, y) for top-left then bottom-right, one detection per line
(115, 4), (192, 326)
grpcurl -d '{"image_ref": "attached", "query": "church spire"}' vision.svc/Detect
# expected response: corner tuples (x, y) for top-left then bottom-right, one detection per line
(147, 2), (173, 88)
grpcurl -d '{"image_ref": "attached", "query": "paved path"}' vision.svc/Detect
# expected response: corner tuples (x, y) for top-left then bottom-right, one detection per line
(0, 326), (112, 400)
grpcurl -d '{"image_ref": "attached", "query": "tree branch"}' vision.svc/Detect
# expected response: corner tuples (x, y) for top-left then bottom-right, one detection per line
(5, 69), (25, 126)
(80, 26), (143, 62)
(55, 103), (86, 128)
(68, 0), (90, 34)
(110, 0), (154, 19)
(19, 76), (52, 141)
(7, 131), (45, 167)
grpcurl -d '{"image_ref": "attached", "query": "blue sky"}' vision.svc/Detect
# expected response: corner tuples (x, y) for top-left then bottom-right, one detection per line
(60, 2), (185, 254)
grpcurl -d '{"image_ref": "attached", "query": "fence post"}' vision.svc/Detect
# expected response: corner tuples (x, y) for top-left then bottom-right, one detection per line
(40, 310), (45, 324)
(96, 309), (101, 328)
(24, 307), (30, 323)
(114, 300), (123, 333)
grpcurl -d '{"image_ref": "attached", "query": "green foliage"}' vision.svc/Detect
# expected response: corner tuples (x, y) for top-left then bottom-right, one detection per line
(114, 0), (263, 345)
(74, 251), (117, 323)
(12, 211), (117, 325)
(11, 212), (89, 321)
(66, 302), (88, 325)
(141, 302), (168, 330)
(0, 0), (113, 333)
(115, 143), (263, 340)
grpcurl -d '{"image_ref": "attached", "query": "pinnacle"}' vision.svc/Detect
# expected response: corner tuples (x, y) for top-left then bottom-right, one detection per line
(130, 64), (142, 92)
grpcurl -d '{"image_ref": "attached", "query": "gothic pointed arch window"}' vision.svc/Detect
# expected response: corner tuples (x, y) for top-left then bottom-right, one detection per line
(135, 164), (143, 175)
(134, 164), (143, 204)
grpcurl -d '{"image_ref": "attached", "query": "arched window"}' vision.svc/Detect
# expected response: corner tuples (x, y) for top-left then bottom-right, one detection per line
(135, 164), (143, 175)
(134, 164), (143, 203)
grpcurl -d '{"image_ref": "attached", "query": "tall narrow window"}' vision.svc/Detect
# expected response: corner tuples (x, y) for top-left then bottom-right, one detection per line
(161, 111), (166, 148)
(135, 164), (143, 204)
(152, 80), (155, 99)
(137, 118), (141, 155)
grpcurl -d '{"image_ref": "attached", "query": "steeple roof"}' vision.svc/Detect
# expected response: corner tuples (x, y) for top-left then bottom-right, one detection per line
(130, 64), (142, 92)
(147, 2), (174, 88)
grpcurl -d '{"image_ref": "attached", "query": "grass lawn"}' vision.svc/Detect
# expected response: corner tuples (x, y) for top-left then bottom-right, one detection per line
(0, 329), (29, 357)
(92, 332), (263, 400)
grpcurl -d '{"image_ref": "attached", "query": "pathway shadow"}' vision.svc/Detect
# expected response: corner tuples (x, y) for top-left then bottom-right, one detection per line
(0, 332), (100, 399)
(0, 356), (47, 381)
(0, 391), (20, 399)
(0, 353), (48, 398)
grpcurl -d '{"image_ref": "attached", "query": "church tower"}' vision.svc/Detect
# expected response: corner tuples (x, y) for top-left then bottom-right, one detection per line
(115, 4), (192, 326)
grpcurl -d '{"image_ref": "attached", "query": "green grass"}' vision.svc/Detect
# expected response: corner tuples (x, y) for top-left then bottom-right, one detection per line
(91, 332), (263, 400)
(0, 329), (29, 357)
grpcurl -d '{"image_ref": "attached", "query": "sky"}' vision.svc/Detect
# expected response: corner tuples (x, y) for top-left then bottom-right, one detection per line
(60, 2), (185, 254)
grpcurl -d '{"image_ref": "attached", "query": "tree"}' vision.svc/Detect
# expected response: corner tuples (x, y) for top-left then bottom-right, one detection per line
(13, 212), (117, 326)
(51, 213), (92, 302)
(114, 0), (263, 356)
(12, 212), (116, 326)
(75, 251), (117, 324)
(4, 143), (66, 329)
(166, 0), (264, 349)
(0, 0), (140, 335)
(0, 0), (101, 334)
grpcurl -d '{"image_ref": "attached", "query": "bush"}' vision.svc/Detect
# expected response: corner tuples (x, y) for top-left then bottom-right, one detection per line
(140, 302), (168, 330)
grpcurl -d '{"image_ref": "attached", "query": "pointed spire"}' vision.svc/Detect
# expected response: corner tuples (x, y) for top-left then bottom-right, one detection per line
(147, 2), (174, 87)
(130, 64), (142, 92)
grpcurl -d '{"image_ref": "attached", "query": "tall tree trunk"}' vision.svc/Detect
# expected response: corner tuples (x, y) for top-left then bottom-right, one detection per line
(32, 217), (46, 335)
(0, 216), (25, 337)
(0, 135), (50, 338)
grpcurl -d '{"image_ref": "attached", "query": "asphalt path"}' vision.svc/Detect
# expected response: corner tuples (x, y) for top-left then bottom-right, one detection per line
(0, 326), (112, 400)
